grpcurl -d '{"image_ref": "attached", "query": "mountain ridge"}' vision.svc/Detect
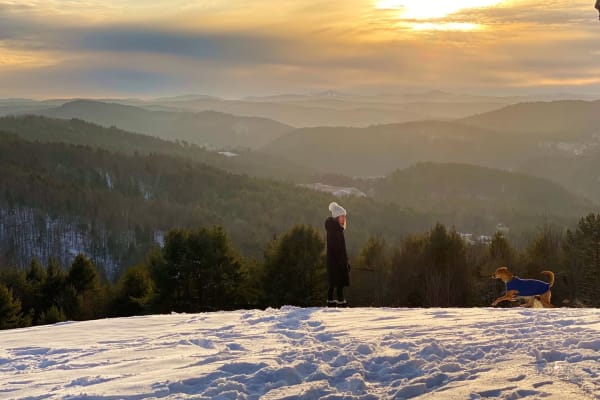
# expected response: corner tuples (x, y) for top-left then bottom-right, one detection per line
(38, 99), (293, 150)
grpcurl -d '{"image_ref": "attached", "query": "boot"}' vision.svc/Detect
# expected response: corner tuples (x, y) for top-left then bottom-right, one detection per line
(336, 300), (348, 308)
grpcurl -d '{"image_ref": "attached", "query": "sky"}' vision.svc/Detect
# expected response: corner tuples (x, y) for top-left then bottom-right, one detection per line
(0, 0), (599, 98)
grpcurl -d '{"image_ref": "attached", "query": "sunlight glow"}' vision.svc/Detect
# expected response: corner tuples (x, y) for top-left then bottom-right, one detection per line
(0, 48), (56, 70)
(376, 0), (504, 20)
(409, 22), (483, 31)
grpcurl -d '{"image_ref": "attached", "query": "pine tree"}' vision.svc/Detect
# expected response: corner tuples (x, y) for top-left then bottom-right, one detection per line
(262, 225), (326, 307)
(43, 257), (66, 311)
(526, 226), (562, 276)
(0, 283), (23, 330)
(27, 258), (46, 286)
(25, 258), (47, 322)
(66, 254), (101, 320)
(151, 226), (243, 312)
(38, 305), (67, 325)
(389, 235), (426, 306)
(68, 254), (99, 294)
(357, 236), (390, 306)
(115, 264), (154, 316)
(424, 224), (469, 307)
(489, 232), (513, 265)
(564, 213), (600, 306)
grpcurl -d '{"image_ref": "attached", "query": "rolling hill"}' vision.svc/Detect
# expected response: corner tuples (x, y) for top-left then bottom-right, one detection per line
(3, 115), (592, 223)
(262, 121), (536, 177)
(461, 100), (600, 137)
(517, 149), (600, 201)
(149, 92), (512, 127)
(0, 115), (313, 182)
(369, 162), (595, 219)
(145, 97), (425, 127)
(38, 100), (293, 150)
(263, 100), (600, 202)
(460, 100), (600, 199)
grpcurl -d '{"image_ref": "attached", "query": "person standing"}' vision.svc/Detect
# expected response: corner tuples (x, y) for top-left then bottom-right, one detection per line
(325, 202), (350, 307)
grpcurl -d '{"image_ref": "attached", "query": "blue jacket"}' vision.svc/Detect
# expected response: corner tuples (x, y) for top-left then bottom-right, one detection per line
(506, 277), (550, 296)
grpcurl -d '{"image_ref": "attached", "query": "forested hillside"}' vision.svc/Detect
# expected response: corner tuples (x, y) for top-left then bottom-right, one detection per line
(370, 162), (594, 218)
(0, 115), (313, 181)
(2, 113), (598, 276)
(461, 100), (600, 136)
(262, 121), (536, 176)
(263, 101), (600, 202)
(0, 134), (430, 275)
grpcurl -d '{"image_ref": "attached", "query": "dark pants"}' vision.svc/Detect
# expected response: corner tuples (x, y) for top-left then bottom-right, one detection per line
(328, 286), (344, 302)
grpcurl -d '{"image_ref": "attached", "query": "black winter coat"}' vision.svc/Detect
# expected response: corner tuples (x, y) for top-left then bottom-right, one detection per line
(325, 217), (350, 287)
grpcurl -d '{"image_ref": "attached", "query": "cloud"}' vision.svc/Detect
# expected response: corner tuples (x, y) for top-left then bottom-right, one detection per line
(76, 29), (293, 65)
(0, 55), (182, 97)
(0, 0), (599, 97)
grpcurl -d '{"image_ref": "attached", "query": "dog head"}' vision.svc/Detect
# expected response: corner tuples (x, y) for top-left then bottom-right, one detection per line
(491, 267), (513, 283)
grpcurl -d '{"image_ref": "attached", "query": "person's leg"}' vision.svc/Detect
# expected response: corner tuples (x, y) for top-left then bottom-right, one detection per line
(327, 286), (337, 307)
(336, 286), (344, 302)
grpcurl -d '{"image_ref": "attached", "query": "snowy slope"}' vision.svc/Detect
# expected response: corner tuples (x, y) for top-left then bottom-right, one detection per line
(1, 307), (599, 399)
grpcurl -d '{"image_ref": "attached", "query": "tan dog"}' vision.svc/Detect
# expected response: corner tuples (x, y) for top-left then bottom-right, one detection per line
(491, 267), (554, 308)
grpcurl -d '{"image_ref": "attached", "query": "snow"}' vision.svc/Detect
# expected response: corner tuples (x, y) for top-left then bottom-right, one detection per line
(1, 307), (599, 399)
(218, 151), (239, 157)
(154, 230), (165, 247)
(105, 172), (114, 189)
(298, 183), (367, 198)
(0, 207), (119, 274)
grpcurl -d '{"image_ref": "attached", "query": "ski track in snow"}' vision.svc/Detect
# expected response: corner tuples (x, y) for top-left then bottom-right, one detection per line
(0, 307), (599, 399)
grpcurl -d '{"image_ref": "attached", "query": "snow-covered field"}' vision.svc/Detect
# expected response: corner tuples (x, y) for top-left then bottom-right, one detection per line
(1, 307), (599, 399)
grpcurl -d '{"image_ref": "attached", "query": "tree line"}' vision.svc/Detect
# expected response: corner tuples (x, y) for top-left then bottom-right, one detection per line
(2, 213), (600, 330)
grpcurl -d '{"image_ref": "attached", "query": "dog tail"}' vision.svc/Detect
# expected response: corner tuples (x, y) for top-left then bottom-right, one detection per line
(541, 270), (555, 288)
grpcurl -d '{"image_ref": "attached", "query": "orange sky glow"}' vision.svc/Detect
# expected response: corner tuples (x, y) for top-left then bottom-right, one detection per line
(0, 0), (598, 97)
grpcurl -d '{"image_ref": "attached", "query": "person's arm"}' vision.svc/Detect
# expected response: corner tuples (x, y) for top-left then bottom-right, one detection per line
(330, 226), (347, 268)
(339, 230), (349, 268)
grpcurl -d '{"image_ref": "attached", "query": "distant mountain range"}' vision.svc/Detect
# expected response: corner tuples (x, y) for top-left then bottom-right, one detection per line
(142, 90), (535, 126)
(3, 92), (598, 130)
(37, 100), (293, 150)
(2, 94), (600, 209)
(264, 100), (600, 201)
(0, 91), (534, 128)
(2, 104), (599, 270)
(0, 115), (312, 182)
(0, 115), (593, 230)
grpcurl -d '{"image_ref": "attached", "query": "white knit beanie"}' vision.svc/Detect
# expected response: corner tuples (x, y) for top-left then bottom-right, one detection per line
(329, 202), (347, 218)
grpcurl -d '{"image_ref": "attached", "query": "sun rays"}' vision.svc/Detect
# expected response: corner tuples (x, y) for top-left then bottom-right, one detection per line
(375, 0), (505, 31)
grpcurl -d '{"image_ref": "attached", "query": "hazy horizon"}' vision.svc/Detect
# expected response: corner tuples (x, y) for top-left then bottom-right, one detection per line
(1, 0), (599, 99)
(2, 88), (600, 103)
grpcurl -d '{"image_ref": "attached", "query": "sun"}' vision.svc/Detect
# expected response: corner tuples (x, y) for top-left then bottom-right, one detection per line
(375, 0), (503, 20)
